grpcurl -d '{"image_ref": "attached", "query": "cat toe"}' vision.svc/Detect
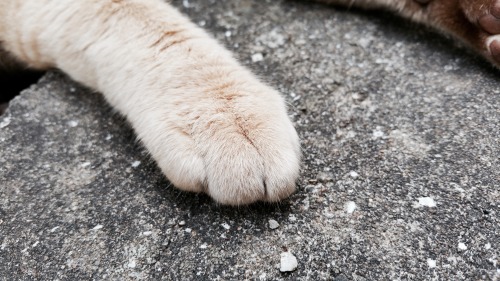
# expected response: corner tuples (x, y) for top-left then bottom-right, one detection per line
(487, 36), (500, 63)
(479, 2), (500, 34)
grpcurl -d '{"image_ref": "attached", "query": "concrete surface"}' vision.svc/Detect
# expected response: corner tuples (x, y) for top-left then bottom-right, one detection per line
(1, 0), (499, 280)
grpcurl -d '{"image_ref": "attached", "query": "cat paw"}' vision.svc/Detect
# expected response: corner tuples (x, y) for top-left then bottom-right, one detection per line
(457, 0), (500, 65)
(148, 82), (301, 206)
(474, 1), (500, 63)
(423, 0), (500, 66)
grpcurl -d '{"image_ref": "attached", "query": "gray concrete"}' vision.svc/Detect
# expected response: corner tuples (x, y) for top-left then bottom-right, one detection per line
(1, 0), (498, 280)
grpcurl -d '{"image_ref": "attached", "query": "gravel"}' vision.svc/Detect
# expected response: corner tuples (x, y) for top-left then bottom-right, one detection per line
(1, 0), (499, 280)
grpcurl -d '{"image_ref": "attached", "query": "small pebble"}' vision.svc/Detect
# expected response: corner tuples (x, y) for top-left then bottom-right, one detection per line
(349, 171), (359, 178)
(92, 224), (103, 231)
(268, 219), (279, 229)
(178, 221), (186, 226)
(418, 197), (436, 207)
(280, 251), (298, 272)
(68, 120), (78, 127)
(251, 53), (264, 63)
(345, 201), (357, 214)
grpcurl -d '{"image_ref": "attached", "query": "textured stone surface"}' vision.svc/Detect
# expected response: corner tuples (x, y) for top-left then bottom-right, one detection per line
(1, 0), (499, 280)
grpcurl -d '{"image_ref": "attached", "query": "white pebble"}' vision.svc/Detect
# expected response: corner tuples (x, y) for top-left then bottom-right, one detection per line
(458, 242), (467, 251)
(68, 120), (78, 127)
(221, 223), (230, 230)
(131, 161), (141, 168)
(251, 53), (264, 63)
(345, 201), (357, 214)
(0, 117), (11, 128)
(81, 162), (91, 168)
(50, 226), (60, 233)
(185, 228), (192, 233)
(427, 259), (436, 268)
(142, 231), (152, 236)
(178, 220), (186, 226)
(127, 260), (136, 268)
(268, 219), (279, 229)
(199, 243), (208, 249)
(280, 251), (298, 272)
(349, 171), (359, 178)
(418, 197), (436, 207)
(485, 243), (491, 250)
(92, 224), (103, 231)
(373, 129), (384, 138)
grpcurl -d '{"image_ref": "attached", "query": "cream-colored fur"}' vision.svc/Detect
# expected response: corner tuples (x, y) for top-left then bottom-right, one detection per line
(0, 0), (300, 205)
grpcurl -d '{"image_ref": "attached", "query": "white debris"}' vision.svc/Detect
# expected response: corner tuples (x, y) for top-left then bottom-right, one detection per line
(258, 29), (286, 49)
(178, 221), (186, 226)
(199, 243), (208, 249)
(92, 224), (103, 231)
(225, 31), (232, 37)
(345, 201), (357, 214)
(221, 223), (230, 230)
(185, 228), (192, 233)
(323, 212), (335, 219)
(182, 0), (190, 8)
(373, 129), (384, 138)
(32, 241), (39, 248)
(349, 171), (359, 178)
(0, 116), (11, 128)
(251, 53), (264, 63)
(68, 120), (78, 127)
(50, 226), (60, 233)
(418, 197), (436, 207)
(268, 219), (280, 229)
(458, 242), (467, 251)
(280, 251), (298, 272)
(131, 161), (141, 168)
(427, 259), (437, 268)
(142, 231), (152, 236)
(81, 162), (91, 168)
(288, 215), (297, 222)
(485, 243), (491, 250)
(127, 260), (136, 268)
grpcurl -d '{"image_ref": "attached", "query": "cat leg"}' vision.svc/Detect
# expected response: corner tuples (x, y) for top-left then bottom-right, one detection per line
(0, 0), (300, 205)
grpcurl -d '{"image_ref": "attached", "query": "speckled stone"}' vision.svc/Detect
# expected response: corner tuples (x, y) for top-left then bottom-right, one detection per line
(1, 0), (498, 280)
